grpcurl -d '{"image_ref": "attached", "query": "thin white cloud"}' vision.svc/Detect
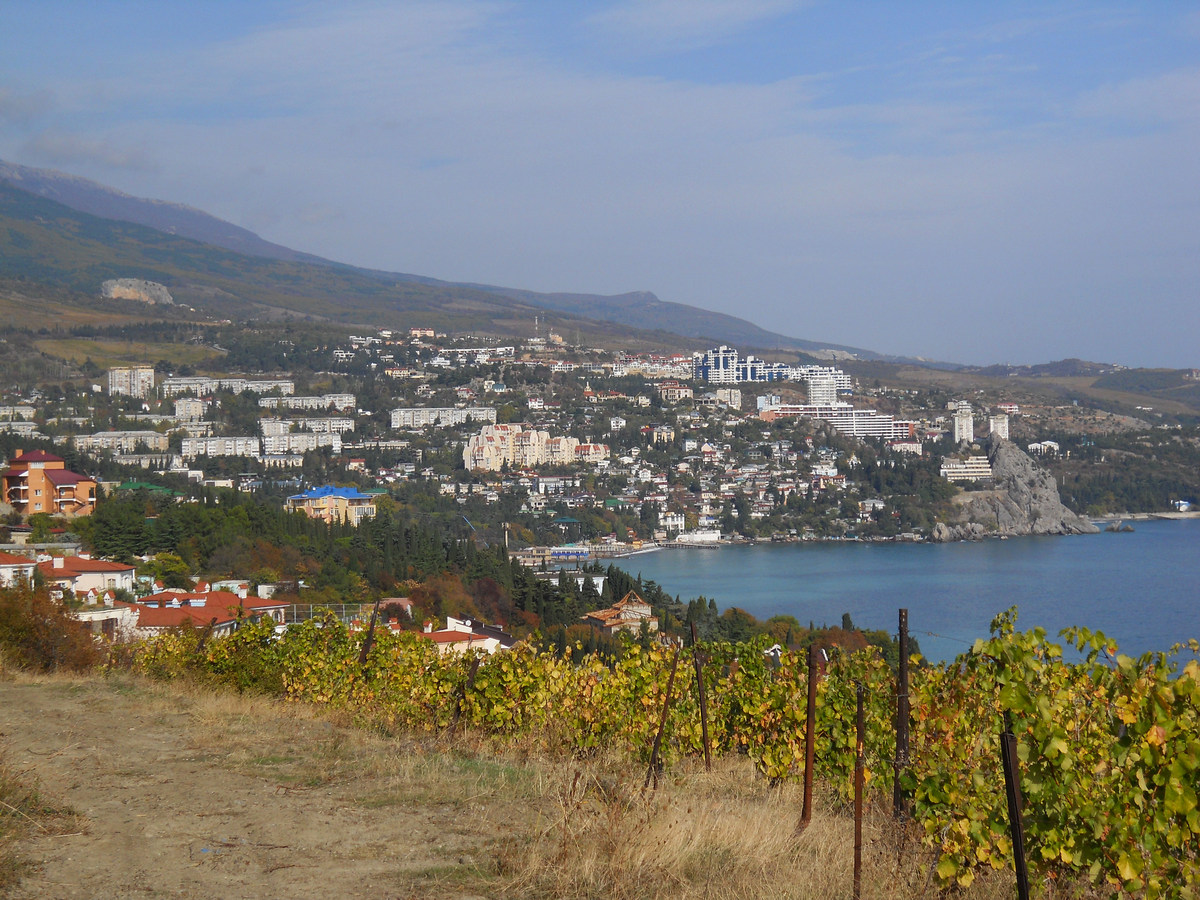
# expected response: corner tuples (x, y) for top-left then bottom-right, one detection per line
(1075, 67), (1200, 126)
(587, 0), (807, 52)
(0, 84), (53, 125)
(20, 130), (158, 172)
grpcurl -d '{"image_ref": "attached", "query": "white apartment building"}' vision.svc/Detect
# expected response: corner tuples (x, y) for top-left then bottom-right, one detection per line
(463, 424), (608, 471)
(75, 431), (169, 454)
(261, 433), (341, 455)
(953, 402), (975, 444)
(298, 417), (355, 434)
(180, 436), (261, 459)
(804, 374), (841, 405)
(391, 407), (497, 429)
(790, 365), (853, 392)
(174, 397), (208, 420)
(259, 393), (356, 411)
(989, 414), (1010, 440)
(714, 388), (742, 409)
(259, 418), (292, 436)
(161, 377), (294, 397)
(108, 366), (156, 398)
(260, 414), (353, 436)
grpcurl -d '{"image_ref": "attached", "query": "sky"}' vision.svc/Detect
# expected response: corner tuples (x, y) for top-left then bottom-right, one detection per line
(1, 1), (1198, 368)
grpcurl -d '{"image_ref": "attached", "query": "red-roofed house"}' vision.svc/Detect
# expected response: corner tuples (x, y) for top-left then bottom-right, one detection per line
(0, 550), (36, 587)
(1, 450), (97, 517)
(122, 591), (290, 637)
(119, 601), (242, 638)
(418, 615), (515, 655)
(581, 591), (659, 635)
(39, 556), (137, 596)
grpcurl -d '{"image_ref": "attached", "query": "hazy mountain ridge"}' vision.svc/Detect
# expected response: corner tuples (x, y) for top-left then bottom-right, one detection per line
(0, 181), (551, 331)
(0, 159), (887, 359)
(969, 359), (1125, 378)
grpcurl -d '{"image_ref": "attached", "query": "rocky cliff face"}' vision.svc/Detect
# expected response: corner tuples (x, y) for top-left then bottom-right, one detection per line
(100, 278), (173, 305)
(932, 437), (1099, 542)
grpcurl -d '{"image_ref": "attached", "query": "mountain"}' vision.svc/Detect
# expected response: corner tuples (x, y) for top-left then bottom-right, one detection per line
(0, 159), (321, 265)
(0, 159), (884, 359)
(0, 180), (588, 337)
(970, 359), (1125, 378)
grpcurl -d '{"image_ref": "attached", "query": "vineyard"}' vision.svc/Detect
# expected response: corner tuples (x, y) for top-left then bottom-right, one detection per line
(121, 608), (1200, 897)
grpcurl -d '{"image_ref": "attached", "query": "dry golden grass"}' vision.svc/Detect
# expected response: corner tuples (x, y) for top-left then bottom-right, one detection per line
(1, 673), (1103, 900)
(497, 756), (919, 900)
(31, 337), (222, 369)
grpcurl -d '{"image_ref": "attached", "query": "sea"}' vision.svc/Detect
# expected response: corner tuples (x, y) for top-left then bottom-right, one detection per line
(611, 519), (1200, 664)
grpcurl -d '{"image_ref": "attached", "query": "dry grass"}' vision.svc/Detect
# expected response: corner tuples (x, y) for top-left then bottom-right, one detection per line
(1, 673), (1103, 900)
(0, 743), (82, 892)
(31, 337), (221, 369)
(496, 756), (927, 900)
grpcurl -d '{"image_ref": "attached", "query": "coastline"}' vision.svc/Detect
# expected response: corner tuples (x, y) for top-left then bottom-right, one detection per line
(537, 512), (1195, 565)
(1095, 510), (1200, 521)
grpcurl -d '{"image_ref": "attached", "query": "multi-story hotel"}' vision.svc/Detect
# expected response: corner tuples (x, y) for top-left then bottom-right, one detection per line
(1, 450), (97, 517)
(940, 456), (994, 482)
(758, 403), (915, 440)
(285, 485), (377, 526)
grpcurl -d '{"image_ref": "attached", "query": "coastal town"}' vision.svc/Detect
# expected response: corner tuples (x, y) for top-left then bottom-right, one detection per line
(2, 320), (1193, 649)
(7, 325), (1175, 538)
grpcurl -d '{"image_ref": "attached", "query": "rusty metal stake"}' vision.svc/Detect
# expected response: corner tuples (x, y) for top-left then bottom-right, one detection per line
(800, 643), (819, 828)
(644, 646), (681, 792)
(894, 608), (910, 821)
(358, 596), (383, 668)
(448, 655), (483, 734)
(1001, 712), (1031, 900)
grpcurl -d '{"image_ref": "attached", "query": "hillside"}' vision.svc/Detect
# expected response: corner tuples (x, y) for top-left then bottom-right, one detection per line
(0, 159), (883, 358)
(0, 181), (658, 344)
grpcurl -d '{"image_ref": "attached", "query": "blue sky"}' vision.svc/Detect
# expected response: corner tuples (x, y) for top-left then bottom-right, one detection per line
(1, 1), (1198, 367)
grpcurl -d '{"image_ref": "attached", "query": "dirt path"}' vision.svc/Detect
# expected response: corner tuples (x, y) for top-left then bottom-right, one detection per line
(1, 675), (534, 899)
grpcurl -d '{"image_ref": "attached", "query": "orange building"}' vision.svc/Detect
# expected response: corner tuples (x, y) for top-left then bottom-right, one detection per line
(1, 450), (97, 517)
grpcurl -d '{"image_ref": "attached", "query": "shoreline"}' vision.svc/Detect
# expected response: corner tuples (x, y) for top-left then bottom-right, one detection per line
(539, 513), (1193, 565)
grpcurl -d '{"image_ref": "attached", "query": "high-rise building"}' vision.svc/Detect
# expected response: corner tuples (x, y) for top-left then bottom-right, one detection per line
(692, 346), (741, 383)
(804, 374), (840, 405)
(953, 402), (975, 444)
(989, 414), (1009, 440)
(107, 365), (155, 398)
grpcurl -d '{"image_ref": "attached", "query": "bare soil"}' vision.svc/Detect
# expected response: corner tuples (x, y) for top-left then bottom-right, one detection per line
(0, 674), (535, 899)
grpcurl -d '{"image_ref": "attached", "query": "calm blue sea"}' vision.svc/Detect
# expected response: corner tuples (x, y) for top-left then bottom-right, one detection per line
(613, 519), (1200, 664)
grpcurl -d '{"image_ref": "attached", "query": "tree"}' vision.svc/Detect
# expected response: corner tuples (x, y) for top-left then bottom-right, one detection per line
(137, 552), (193, 590)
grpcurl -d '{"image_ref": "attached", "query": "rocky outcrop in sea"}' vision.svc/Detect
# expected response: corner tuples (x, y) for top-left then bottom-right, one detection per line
(931, 436), (1099, 542)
